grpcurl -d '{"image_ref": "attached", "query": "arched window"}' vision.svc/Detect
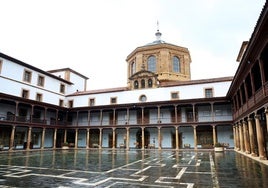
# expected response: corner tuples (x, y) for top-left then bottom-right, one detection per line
(147, 55), (156, 72)
(141, 79), (145, 88)
(134, 80), (139, 89)
(131, 61), (136, 75)
(173, 56), (180, 72)
(148, 79), (152, 88)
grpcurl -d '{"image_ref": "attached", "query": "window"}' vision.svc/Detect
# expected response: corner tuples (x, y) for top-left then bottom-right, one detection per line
(36, 93), (43, 102)
(148, 79), (152, 88)
(0, 59), (2, 74)
(204, 88), (213, 98)
(37, 75), (45, 87)
(173, 56), (180, 72)
(131, 61), (136, 75)
(147, 55), (156, 72)
(171, 92), (179, 99)
(21, 89), (29, 99)
(60, 84), (65, 94)
(134, 80), (139, 89)
(89, 98), (95, 106)
(23, 70), (32, 83)
(68, 100), (73, 108)
(59, 99), (64, 107)
(110, 97), (117, 104)
(141, 79), (145, 88)
(139, 95), (147, 102)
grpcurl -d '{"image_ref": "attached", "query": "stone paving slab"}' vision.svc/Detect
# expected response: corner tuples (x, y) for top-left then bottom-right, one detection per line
(0, 150), (267, 187)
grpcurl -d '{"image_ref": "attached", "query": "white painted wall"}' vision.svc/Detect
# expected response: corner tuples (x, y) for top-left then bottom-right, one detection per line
(68, 81), (231, 108)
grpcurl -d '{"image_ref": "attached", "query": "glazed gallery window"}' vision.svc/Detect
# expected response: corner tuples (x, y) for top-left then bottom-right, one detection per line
(147, 55), (156, 72)
(23, 70), (32, 83)
(173, 56), (180, 72)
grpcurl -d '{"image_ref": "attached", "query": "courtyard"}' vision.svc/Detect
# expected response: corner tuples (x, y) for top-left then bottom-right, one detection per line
(0, 149), (267, 187)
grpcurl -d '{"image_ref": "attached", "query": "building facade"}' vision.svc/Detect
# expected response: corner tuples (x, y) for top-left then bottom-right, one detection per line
(227, 2), (268, 160)
(0, 2), (267, 162)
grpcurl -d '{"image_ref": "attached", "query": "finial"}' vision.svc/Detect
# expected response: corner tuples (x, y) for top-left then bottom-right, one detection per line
(155, 20), (162, 41)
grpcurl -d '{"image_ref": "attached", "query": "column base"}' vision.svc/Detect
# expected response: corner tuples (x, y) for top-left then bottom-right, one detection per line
(259, 156), (267, 160)
(251, 153), (257, 157)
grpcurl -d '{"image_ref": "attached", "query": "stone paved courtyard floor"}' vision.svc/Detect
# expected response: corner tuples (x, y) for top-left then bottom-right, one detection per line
(0, 149), (267, 187)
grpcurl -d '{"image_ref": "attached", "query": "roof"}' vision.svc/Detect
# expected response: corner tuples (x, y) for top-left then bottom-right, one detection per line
(48, 68), (89, 80)
(227, 1), (268, 96)
(68, 76), (233, 96)
(0, 52), (73, 85)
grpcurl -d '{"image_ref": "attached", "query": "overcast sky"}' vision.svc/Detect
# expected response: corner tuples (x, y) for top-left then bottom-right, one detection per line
(0, 0), (265, 90)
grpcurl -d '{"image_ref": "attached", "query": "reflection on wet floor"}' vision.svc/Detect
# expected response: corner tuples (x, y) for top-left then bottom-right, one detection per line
(0, 150), (267, 187)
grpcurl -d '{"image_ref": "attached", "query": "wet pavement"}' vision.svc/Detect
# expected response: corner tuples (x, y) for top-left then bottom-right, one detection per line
(0, 149), (267, 187)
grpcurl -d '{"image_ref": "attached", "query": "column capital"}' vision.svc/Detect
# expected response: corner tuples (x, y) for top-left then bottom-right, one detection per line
(242, 120), (247, 125)
(254, 114), (261, 119)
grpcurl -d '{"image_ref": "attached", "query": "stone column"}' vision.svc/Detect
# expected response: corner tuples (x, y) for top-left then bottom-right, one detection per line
(53, 128), (57, 149)
(112, 128), (116, 149)
(41, 128), (46, 149)
(212, 125), (217, 145)
(158, 127), (162, 150)
(126, 127), (130, 150)
(174, 105), (178, 123)
(75, 128), (78, 149)
(248, 118), (257, 156)
(193, 125), (197, 150)
(64, 129), (67, 143)
(99, 128), (102, 149)
(113, 109), (116, 125)
(86, 128), (90, 148)
(157, 106), (161, 123)
(233, 125), (236, 150)
(254, 114), (267, 160)
(9, 126), (16, 150)
(235, 124), (240, 150)
(175, 126), (179, 150)
(141, 127), (145, 150)
(239, 122), (245, 152)
(27, 127), (32, 150)
(265, 108), (268, 134)
(243, 120), (250, 154)
(141, 107), (144, 125)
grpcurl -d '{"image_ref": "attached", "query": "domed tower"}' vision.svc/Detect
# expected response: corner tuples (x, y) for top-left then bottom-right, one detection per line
(126, 27), (192, 90)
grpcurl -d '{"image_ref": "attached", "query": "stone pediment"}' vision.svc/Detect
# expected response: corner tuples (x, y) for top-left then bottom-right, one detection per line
(129, 70), (158, 80)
